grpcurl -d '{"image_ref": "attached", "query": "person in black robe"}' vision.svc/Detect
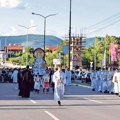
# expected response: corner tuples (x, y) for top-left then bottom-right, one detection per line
(18, 68), (23, 96)
(21, 65), (32, 98)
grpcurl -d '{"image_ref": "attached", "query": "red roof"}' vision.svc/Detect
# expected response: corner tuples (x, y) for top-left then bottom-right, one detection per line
(47, 46), (59, 52)
(6, 45), (23, 50)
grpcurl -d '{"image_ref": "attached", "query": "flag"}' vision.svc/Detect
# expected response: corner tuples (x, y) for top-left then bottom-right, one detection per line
(110, 43), (118, 62)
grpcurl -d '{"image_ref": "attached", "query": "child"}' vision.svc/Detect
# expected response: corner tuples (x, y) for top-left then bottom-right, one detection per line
(34, 74), (41, 93)
(43, 70), (50, 93)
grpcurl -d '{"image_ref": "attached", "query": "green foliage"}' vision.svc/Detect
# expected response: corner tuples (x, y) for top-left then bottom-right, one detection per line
(82, 35), (120, 68)
(7, 35), (120, 68)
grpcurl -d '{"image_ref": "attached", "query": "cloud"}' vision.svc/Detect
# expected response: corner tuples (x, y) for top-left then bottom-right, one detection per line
(0, 0), (21, 8)
(4, 27), (18, 36)
(0, 0), (30, 9)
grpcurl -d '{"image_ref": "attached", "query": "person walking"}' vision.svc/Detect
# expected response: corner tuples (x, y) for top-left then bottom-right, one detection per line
(65, 68), (71, 86)
(11, 68), (18, 83)
(52, 65), (66, 106)
(34, 73), (41, 93)
(43, 69), (50, 93)
(21, 65), (32, 98)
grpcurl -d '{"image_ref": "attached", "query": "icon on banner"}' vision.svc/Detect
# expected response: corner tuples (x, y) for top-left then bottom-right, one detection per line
(73, 55), (78, 61)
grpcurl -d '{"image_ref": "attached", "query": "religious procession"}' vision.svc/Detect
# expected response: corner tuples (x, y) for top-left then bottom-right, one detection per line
(90, 68), (119, 95)
(90, 43), (120, 97)
(4, 48), (72, 106)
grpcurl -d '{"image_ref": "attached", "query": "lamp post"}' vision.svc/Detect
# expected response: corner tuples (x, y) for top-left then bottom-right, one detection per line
(18, 25), (36, 65)
(69, 0), (72, 69)
(32, 12), (56, 51)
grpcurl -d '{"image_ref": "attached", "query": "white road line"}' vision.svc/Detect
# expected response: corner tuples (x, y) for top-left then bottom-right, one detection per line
(29, 98), (37, 104)
(84, 97), (103, 104)
(45, 111), (60, 120)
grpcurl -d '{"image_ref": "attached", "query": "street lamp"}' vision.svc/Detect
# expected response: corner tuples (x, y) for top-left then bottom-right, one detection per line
(32, 12), (56, 51)
(69, 0), (72, 69)
(18, 25), (36, 65)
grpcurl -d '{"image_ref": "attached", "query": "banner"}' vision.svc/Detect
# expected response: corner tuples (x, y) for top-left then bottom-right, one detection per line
(63, 45), (69, 54)
(110, 43), (118, 62)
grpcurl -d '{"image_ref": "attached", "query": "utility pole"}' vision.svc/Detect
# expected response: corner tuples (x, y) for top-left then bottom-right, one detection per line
(68, 0), (72, 69)
(94, 39), (96, 71)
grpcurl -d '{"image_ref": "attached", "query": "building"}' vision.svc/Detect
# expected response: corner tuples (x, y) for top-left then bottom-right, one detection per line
(46, 46), (59, 52)
(5, 44), (24, 57)
(0, 51), (7, 63)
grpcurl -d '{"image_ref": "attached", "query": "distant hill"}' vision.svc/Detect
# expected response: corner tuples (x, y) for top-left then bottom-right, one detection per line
(83, 37), (95, 46)
(0, 35), (104, 50)
(0, 34), (62, 49)
(83, 37), (104, 47)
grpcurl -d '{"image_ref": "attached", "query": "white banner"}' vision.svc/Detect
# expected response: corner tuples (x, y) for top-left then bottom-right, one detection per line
(53, 59), (61, 65)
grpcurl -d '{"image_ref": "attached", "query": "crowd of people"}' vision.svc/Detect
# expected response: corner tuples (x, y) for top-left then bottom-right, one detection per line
(0, 65), (72, 106)
(1, 65), (120, 104)
(90, 68), (120, 97)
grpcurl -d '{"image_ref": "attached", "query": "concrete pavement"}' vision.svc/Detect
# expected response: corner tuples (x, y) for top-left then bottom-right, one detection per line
(0, 83), (120, 120)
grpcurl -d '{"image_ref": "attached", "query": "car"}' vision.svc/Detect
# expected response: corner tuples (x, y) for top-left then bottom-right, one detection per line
(70, 70), (82, 80)
(81, 72), (91, 83)
(71, 70), (75, 80)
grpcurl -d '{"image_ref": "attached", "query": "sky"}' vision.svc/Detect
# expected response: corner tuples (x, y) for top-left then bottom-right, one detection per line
(0, 0), (120, 39)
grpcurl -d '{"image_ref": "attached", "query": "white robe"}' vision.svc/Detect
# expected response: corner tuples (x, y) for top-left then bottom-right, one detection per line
(34, 76), (40, 90)
(12, 70), (18, 83)
(112, 72), (119, 94)
(65, 70), (71, 85)
(52, 71), (66, 101)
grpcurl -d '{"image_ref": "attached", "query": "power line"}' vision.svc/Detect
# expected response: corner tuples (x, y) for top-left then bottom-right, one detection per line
(85, 11), (120, 30)
(85, 18), (120, 35)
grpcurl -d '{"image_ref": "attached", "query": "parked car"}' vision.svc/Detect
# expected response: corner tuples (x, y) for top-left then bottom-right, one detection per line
(70, 70), (82, 80)
(81, 71), (91, 83)
(71, 70), (75, 80)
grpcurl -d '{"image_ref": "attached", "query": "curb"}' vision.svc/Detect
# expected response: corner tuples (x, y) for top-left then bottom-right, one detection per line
(72, 83), (91, 89)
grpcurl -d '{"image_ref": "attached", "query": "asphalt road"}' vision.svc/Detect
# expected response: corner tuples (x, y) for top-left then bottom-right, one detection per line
(0, 83), (120, 120)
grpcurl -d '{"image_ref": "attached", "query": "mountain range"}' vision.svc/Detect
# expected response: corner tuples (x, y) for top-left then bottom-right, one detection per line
(0, 34), (62, 49)
(0, 34), (97, 48)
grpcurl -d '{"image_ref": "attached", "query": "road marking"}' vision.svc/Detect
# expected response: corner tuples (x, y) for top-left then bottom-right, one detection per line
(29, 98), (37, 104)
(45, 111), (60, 120)
(84, 97), (103, 104)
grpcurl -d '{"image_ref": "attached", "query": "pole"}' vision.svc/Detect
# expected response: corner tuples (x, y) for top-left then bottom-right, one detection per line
(26, 29), (28, 65)
(18, 25), (36, 65)
(44, 18), (46, 51)
(69, 0), (72, 69)
(104, 38), (106, 69)
(94, 39), (96, 71)
(32, 12), (56, 51)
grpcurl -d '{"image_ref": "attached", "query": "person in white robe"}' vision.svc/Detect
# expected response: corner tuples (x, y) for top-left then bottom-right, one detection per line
(90, 71), (96, 91)
(102, 69), (108, 93)
(65, 68), (71, 86)
(112, 69), (119, 95)
(52, 65), (66, 106)
(11, 68), (18, 83)
(34, 74), (41, 93)
(107, 68), (114, 94)
(96, 69), (101, 92)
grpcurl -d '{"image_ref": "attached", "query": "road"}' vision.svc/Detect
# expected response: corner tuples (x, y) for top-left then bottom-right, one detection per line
(0, 83), (120, 120)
